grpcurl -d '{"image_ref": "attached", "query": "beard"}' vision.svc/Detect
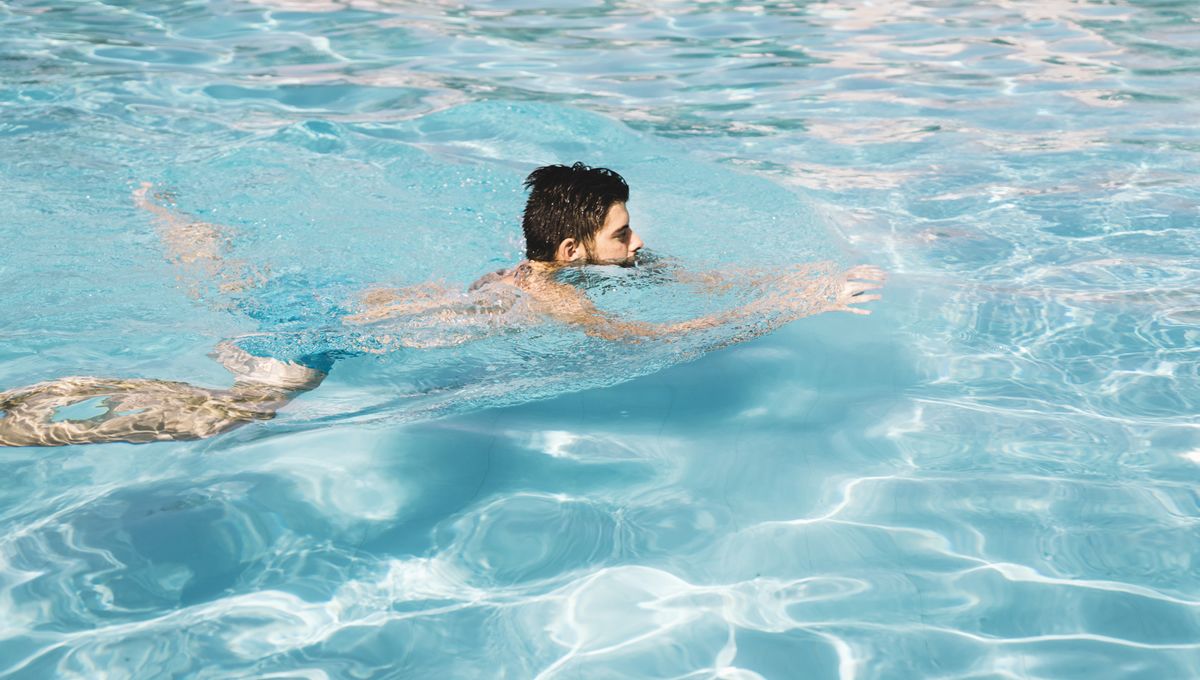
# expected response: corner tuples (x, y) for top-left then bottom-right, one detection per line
(583, 249), (639, 268)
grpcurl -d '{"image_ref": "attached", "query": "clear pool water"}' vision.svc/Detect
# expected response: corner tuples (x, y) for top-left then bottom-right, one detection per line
(2, 1), (1199, 677)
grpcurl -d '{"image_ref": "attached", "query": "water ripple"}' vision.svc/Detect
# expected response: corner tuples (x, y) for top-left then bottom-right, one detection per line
(3, 0), (1200, 677)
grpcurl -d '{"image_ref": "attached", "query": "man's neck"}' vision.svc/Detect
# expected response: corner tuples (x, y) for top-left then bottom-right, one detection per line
(525, 259), (561, 276)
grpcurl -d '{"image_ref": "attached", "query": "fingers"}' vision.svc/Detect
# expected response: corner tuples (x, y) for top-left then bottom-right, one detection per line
(832, 291), (881, 315)
(845, 281), (883, 296)
(846, 265), (886, 281)
(840, 266), (886, 307)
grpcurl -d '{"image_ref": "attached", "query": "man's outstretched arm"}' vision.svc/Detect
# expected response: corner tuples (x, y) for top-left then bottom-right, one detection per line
(550, 265), (885, 342)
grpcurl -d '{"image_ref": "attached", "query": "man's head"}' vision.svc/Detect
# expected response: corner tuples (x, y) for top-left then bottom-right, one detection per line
(522, 162), (644, 265)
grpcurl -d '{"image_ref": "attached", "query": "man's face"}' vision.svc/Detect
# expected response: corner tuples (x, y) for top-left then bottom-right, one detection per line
(586, 202), (644, 265)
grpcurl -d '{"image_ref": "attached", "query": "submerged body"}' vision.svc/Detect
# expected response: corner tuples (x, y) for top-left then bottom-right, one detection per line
(0, 167), (882, 447)
(0, 348), (314, 446)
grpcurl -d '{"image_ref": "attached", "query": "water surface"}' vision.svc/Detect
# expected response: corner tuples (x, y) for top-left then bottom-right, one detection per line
(1, 1), (1199, 677)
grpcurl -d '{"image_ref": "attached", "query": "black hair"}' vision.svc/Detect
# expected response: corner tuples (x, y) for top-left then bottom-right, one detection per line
(521, 162), (629, 262)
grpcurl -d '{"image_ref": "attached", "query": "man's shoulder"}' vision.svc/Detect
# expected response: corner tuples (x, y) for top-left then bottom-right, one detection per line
(468, 266), (511, 292)
(469, 261), (538, 292)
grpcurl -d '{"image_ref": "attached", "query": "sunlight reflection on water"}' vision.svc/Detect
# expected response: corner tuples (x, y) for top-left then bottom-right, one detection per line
(1, 0), (1199, 677)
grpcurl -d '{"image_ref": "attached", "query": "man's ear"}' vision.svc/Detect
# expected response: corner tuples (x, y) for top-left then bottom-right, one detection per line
(554, 238), (582, 262)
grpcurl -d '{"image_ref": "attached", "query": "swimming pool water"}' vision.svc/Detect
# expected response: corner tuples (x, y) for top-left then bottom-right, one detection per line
(1, 1), (1198, 677)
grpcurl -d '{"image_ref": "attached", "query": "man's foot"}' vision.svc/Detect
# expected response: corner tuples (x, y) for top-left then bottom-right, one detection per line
(212, 341), (327, 392)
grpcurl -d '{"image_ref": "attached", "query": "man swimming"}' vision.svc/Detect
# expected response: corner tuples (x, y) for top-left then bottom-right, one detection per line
(0, 162), (883, 447)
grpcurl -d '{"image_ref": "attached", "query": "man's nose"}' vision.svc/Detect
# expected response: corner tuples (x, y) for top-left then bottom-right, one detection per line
(631, 232), (644, 252)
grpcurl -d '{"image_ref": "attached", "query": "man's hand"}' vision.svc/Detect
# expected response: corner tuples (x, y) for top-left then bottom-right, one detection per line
(829, 265), (885, 315)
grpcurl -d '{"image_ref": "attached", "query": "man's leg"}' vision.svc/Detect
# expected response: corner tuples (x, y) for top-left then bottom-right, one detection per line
(132, 182), (267, 299)
(0, 376), (262, 447)
(0, 345), (326, 447)
(0, 186), (337, 447)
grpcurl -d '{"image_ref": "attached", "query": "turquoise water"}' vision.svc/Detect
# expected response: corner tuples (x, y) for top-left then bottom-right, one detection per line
(2, 0), (1199, 677)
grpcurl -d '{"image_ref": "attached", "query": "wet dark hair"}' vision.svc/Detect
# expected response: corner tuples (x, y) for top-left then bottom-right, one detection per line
(522, 162), (629, 262)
